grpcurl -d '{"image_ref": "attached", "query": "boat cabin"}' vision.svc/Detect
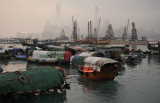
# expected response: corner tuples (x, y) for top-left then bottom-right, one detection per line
(78, 57), (119, 80)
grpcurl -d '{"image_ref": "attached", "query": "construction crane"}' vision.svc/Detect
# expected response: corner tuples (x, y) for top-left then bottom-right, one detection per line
(122, 19), (129, 40)
(131, 22), (138, 41)
(105, 24), (114, 39)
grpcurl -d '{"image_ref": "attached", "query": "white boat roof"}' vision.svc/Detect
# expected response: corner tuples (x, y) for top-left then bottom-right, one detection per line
(78, 52), (95, 56)
(33, 50), (65, 55)
(84, 57), (118, 68)
(47, 45), (64, 49)
(148, 42), (158, 44)
(104, 45), (125, 48)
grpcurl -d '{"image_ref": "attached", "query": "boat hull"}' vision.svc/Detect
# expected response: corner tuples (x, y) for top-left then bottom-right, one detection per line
(78, 66), (118, 80)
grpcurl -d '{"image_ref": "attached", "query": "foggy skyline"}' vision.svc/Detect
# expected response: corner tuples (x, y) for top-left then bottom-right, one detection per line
(0, 0), (160, 37)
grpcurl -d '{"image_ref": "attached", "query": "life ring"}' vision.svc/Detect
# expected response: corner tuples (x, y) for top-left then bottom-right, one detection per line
(93, 71), (96, 76)
(18, 76), (27, 83)
(85, 72), (89, 77)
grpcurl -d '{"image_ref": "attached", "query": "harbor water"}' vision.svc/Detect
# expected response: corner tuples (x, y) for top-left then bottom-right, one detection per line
(0, 45), (160, 103)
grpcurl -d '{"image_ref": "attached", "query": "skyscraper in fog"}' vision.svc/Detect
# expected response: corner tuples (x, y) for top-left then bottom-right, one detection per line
(94, 6), (98, 28)
(56, 3), (61, 27)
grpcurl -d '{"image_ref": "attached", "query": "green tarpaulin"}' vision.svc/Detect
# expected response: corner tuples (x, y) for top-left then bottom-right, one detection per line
(0, 67), (64, 95)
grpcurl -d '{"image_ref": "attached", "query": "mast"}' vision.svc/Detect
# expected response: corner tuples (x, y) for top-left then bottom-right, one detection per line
(88, 22), (90, 39)
(74, 20), (78, 42)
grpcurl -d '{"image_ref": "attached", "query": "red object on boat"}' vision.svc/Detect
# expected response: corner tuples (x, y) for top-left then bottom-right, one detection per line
(64, 51), (72, 62)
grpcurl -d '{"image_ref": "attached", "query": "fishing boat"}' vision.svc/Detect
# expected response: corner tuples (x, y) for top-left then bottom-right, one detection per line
(20, 38), (38, 46)
(0, 66), (65, 95)
(103, 45), (126, 62)
(126, 54), (138, 63)
(0, 46), (14, 59)
(147, 41), (159, 54)
(0, 46), (6, 58)
(11, 48), (27, 60)
(78, 57), (118, 80)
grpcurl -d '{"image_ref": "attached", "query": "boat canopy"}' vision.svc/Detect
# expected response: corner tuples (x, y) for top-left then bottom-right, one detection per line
(78, 52), (104, 57)
(104, 45), (125, 48)
(47, 45), (65, 51)
(84, 57), (118, 71)
(78, 52), (94, 56)
(12, 48), (24, 55)
(31, 50), (65, 61)
(148, 42), (158, 44)
(71, 55), (87, 65)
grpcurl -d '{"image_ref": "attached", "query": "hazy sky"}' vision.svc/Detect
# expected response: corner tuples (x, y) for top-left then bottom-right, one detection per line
(0, 0), (160, 37)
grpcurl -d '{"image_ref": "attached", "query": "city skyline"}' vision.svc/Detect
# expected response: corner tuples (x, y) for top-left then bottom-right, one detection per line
(0, 0), (160, 39)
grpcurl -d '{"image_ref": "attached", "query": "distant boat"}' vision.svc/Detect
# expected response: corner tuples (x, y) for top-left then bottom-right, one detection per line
(20, 38), (57, 48)
(0, 46), (6, 58)
(147, 41), (159, 54)
(20, 38), (38, 46)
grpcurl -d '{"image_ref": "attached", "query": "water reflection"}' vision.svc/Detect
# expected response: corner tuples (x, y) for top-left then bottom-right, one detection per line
(0, 90), (67, 103)
(118, 64), (125, 75)
(1, 45), (160, 103)
(131, 45), (137, 50)
(79, 78), (120, 103)
(0, 59), (27, 72)
(126, 61), (137, 67)
(0, 59), (9, 65)
(148, 54), (160, 65)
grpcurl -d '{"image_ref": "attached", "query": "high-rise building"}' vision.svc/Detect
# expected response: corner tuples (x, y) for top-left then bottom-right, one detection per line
(94, 6), (98, 28)
(56, 3), (61, 27)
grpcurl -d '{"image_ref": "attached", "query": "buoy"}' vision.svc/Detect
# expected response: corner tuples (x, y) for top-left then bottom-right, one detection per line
(0, 66), (3, 73)
(49, 89), (54, 92)
(18, 76), (27, 83)
(35, 93), (39, 96)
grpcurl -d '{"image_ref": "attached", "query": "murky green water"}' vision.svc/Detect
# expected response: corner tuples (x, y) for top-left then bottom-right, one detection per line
(0, 45), (160, 103)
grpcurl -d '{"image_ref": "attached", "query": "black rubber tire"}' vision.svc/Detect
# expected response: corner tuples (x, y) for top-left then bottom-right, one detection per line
(18, 76), (27, 83)
(93, 71), (96, 76)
